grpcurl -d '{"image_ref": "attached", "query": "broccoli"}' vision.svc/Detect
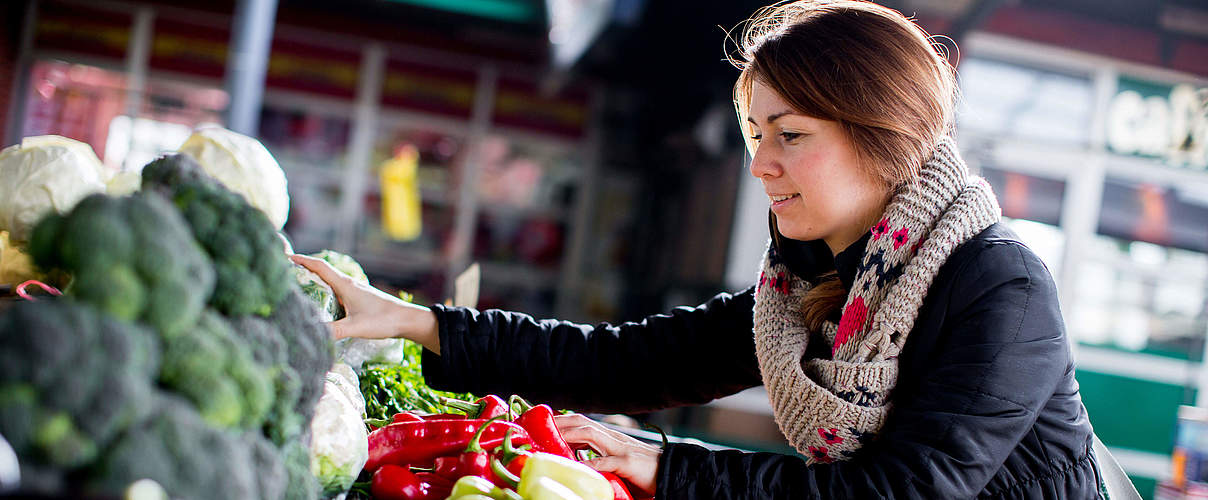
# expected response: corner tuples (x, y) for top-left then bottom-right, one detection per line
(142, 154), (294, 317)
(268, 288), (335, 441)
(0, 301), (158, 473)
(26, 192), (215, 337)
(87, 395), (260, 500)
(159, 311), (274, 430)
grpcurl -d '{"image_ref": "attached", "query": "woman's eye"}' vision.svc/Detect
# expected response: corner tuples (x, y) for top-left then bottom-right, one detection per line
(749, 134), (762, 141)
(780, 132), (803, 141)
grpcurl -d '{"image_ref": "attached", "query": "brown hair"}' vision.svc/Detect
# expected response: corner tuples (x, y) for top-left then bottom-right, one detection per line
(733, 0), (958, 330)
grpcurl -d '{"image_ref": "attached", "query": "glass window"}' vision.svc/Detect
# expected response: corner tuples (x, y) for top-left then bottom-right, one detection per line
(957, 58), (1094, 146)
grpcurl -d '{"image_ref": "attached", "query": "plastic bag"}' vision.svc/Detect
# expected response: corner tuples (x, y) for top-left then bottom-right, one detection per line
(334, 338), (405, 373)
(308, 363), (368, 495)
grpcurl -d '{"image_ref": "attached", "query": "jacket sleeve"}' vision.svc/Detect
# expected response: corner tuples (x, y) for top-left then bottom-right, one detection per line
(656, 241), (1071, 499)
(421, 287), (763, 413)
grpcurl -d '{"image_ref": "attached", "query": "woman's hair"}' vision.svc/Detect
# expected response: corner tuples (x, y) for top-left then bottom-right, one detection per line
(733, 0), (958, 330)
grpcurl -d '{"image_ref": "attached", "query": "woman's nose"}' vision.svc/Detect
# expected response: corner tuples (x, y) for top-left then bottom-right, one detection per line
(749, 143), (781, 179)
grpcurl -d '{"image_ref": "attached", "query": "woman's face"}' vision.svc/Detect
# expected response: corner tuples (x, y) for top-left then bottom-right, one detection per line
(747, 81), (890, 254)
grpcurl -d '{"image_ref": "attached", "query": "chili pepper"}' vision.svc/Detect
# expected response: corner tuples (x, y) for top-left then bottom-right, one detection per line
(415, 471), (454, 500)
(510, 395), (576, 459)
(493, 428), (532, 488)
(433, 455), (461, 479)
(371, 464), (426, 500)
(458, 416), (508, 479)
(443, 395), (510, 419)
(491, 452), (612, 500)
(599, 472), (635, 500)
(447, 475), (525, 500)
(365, 419), (532, 472)
(392, 412), (426, 423)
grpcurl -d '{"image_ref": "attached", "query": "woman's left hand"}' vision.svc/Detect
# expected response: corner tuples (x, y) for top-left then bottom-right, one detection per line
(554, 413), (661, 496)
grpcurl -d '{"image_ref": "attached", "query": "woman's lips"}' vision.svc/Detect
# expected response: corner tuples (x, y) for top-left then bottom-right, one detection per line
(770, 193), (800, 211)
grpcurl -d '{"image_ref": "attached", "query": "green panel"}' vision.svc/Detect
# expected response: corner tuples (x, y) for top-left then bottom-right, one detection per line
(1117, 76), (1174, 99)
(1078, 341), (1198, 362)
(1076, 370), (1192, 455)
(1129, 475), (1156, 500)
(384, 0), (540, 22)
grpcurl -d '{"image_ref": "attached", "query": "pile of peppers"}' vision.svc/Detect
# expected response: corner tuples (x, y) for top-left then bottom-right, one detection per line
(357, 394), (643, 500)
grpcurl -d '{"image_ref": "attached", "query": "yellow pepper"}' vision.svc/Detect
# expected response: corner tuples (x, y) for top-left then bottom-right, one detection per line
(523, 477), (585, 500)
(492, 452), (612, 500)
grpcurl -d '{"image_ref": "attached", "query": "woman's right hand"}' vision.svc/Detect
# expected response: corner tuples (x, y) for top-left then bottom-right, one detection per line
(290, 254), (441, 354)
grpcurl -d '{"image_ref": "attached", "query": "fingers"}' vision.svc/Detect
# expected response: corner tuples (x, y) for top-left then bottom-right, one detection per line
(555, 414), (642, 457)
(581, 454), (626, 473)
(289, 254), (355, 294)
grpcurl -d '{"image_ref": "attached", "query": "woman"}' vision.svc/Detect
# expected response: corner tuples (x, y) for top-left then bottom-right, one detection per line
(294, 1), (1102, 497)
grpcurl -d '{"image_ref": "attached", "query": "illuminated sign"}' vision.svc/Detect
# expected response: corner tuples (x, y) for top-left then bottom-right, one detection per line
(1106, 76), (1208, 170)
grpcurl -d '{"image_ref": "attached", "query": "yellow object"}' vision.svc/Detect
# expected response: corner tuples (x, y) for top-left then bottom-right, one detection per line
(379, 145), (422, 241)
(517, 453), (611, 500)
(0, 231), (38, 286)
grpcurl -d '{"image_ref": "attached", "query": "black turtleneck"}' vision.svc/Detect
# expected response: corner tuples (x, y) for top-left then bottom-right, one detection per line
(833, 231), (871, 291)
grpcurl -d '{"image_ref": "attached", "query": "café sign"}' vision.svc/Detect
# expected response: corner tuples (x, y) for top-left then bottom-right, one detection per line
(1106, 76), (1207, 170)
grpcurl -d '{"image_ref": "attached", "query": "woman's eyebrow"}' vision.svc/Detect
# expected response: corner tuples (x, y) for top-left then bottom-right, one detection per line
(746, 110), (797, 126)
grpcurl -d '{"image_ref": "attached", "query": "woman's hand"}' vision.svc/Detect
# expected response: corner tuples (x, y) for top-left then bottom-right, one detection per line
(289, 254), (441, 353)
(554, 413), (661, 496)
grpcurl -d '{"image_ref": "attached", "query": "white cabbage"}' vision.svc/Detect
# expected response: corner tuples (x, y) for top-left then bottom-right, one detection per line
(177, 127), (290, 229)
(0, 136), (109, 242)
(309, 363), (369, 495)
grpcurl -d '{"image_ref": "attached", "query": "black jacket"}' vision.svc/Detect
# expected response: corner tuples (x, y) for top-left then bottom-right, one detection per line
(423, 222), (1103, 499)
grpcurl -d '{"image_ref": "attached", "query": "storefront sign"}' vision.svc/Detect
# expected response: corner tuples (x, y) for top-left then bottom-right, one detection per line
(1107, 76), (1208, 170)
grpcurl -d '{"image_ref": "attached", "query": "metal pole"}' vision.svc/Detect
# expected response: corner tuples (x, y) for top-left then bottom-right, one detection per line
(4, 0), (39, 146)
(334, 43), (385, 254)
(223, 0), (278, 135)
(447, 65), (498, 296)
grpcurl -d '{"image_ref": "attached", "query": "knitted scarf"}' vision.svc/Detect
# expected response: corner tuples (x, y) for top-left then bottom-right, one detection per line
(753, 138), (1001, 464)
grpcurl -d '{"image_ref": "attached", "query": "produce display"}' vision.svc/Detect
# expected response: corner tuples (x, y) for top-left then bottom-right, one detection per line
(0, 139), (330, 499)
(0, 132), (643, 500)
(352, 395), (639, 500)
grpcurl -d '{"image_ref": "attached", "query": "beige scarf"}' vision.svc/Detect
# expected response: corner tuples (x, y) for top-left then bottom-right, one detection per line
(753, 138), (1001, 463)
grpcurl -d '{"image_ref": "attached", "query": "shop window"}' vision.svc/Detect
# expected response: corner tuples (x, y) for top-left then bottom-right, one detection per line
(1070, 177), (1208, 358)
(957, 58), (1094, 146)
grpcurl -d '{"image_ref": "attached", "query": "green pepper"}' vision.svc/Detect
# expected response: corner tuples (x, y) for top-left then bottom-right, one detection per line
(451, 495), (496, 500)
(491, 452), (612, 500)
(448, 475), (523, 500)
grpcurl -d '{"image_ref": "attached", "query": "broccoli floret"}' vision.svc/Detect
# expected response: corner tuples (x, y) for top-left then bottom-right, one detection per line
(270, 288), (335, 437)
(142, 154), (294, 318)
(88, 395), (259, 500)
(247, 432), (288, 500)
(159, 311), (275, 430)
(283, 439), (320, 500)
(25, 192), (215, 337)
(0, 302), (158, 473)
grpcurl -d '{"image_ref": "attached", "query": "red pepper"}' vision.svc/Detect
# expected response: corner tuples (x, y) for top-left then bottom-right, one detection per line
(493, 428), (532, 488)
(371, 464), (426, 500)
(601, 471), (636, 500)
(415, 471), (454, 500)
(458, 415), (507, 479)
(392, 412), (425, 424)
(365, 418), (532, 472)
(430, 415), (507, 480)
(510, 395), (575, 458)
(442, 395), (510, 419)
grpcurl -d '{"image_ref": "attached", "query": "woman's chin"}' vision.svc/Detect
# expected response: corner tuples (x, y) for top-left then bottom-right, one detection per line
(773, 217), (817, 241)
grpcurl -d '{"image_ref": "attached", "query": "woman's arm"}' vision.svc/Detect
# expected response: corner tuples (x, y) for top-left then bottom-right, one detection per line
(422, 287), (763, 413)
(654, 242), (1082, 499)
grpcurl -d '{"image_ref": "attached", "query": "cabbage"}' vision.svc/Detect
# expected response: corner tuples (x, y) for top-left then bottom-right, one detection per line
(177, 127), (290, 229)
(309, 363), (368, 495)
(0, 231), (38, 287)
(293, 264), (341, 322)
(0, 136), (109, 242)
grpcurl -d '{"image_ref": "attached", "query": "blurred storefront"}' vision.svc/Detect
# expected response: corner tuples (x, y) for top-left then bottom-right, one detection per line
(6, 0), (632, 322)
